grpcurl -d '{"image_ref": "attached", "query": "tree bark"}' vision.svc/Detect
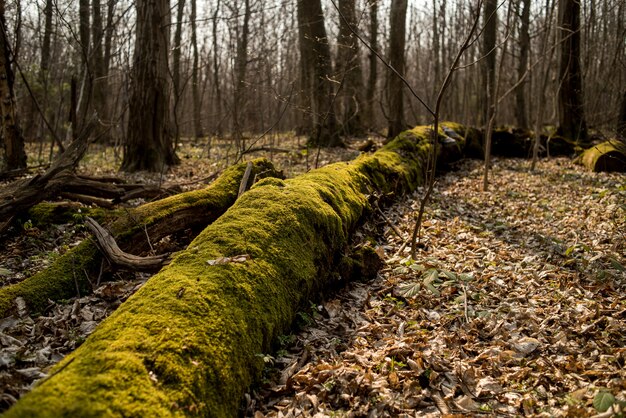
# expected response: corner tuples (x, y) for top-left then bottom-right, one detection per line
(365, 0), (378, 129)
(387, 0), (407, 140)
(297, 0), (342, 147)
(172, 0), (185, 102)
(103, 0), (116, 76)
(558, 0), (587, 143)
(122, 0), (179, 172)
(617, 90), (626, 139)
(190, 0), (203, 139)
(211, 0), (223, 136)
(3, 124), (475, 417)
(481, 0), (497, 127)
(76, 0), (92, 133)
(515, 0), (530, 129)
(91, 0), (109, 140)
(233, 0), (251, 151)
(0, 0), (26, 171)
(336, 0), (364, 136)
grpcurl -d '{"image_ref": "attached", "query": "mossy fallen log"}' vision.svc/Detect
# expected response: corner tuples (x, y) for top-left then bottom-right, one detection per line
(4, 125), (466, 417)
(0, 159), (280, 318)
(580, 140), (626, 172)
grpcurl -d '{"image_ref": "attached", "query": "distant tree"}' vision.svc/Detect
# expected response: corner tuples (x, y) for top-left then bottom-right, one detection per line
(233, 0), (251, 152)
(190, 0), (203, 139)
(618, 91), (626, 139)
(297, 0), (341, 147)
(387, 0), (407, 139)
(481, 0), (497, 126)
(514, 0), (530, 129)
(336, 0), (364, 136)
(0, 0), (26, 170)
(121, 0), (178, 172)
(364, 0), (378, 129)
(558, 0), (587, 143)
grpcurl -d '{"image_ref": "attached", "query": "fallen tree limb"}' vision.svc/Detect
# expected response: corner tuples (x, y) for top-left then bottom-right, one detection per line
(580, 140), (626, 172)
(4, 125), (469, 417)
(0, 158), (281, 318)
(0, 119), (95, 222)
(85, 217), (170, 272)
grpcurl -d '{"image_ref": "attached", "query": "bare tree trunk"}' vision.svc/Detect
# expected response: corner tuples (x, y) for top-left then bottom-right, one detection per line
(212, 0), (223, 136)
(387, 0), (408, 140)
(365, 0), (378, 130)
(37, 0), (54, 149)
(432, 0), (440, 89)
(297, 0), (341, 147)
(481, 0), (497, 126)
(558, 0), (587, 143)
(481, 0), (497, 191)
(77, 0), (92, 133)
(103, 0), (116, 76)
(531, 0), (556, 171)
(618, 90), (626, 139)
(0, 0), (26, 170)
(172, 0), (185, 101)
(172, 0), (185, 146)
(336, 0), (364, 136)
(515, 0), (530, 129)
(91, 0), (109, 140)
(122, 0), (178, 172)
(233, 0), (251, 152)
(190, 0), (203, 139)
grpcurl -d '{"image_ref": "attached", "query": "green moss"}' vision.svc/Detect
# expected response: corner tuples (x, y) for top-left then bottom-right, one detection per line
(581, 140), (626, 172)
(27, 202), (112, 227)
(0, 159), (281, 318)
(5, 125), (468, 417)
(0, 240), (99, 317)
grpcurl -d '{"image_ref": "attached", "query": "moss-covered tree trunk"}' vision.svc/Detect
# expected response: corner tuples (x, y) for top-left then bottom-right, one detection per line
(581, 140), (626, 172)
(4, 126), (469, 417)
(0, 159), (280, 318)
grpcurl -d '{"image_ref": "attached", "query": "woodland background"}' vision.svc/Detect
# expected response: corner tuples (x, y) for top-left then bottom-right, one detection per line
(0, 0), (624, 173)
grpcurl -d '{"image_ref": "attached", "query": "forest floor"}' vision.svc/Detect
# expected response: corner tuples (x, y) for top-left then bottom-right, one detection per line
(1, 139), (625, 416)
(244, 158), (626, 417)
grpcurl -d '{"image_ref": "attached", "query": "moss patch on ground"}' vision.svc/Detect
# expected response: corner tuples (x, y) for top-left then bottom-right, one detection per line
(5, 125), (474, 417)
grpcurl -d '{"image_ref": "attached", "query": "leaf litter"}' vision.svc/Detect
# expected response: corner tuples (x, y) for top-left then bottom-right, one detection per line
(246, 157), (625, 417)
(1, 149), (624, 416)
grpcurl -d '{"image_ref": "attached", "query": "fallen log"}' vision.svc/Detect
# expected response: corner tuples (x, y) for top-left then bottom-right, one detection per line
(0, 158), (281, 318)
(4, 125), (468, 417)
(580, 140), (626, 172)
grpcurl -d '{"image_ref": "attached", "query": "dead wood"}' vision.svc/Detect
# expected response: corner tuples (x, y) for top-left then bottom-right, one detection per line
(3, 125), (466, 417)
(85, 217), (169, 272)
(0, 119), (96, 227)
(580, 139), (626, 172)
(0, 158), (282, 318)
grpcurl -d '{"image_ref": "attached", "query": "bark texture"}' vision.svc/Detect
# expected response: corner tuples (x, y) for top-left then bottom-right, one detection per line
(297, 0), (342, 147)
(336, 0), (364, 136)
(3, 124), (476, 417)
(558, 0), (587, 143)
(387, 0), (407, 139)
(0, 0), (26, 171)
(122, 0), (178, 172)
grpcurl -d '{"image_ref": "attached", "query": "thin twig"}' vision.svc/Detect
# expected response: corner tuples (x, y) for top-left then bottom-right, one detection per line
(462, 283), (470, 323)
